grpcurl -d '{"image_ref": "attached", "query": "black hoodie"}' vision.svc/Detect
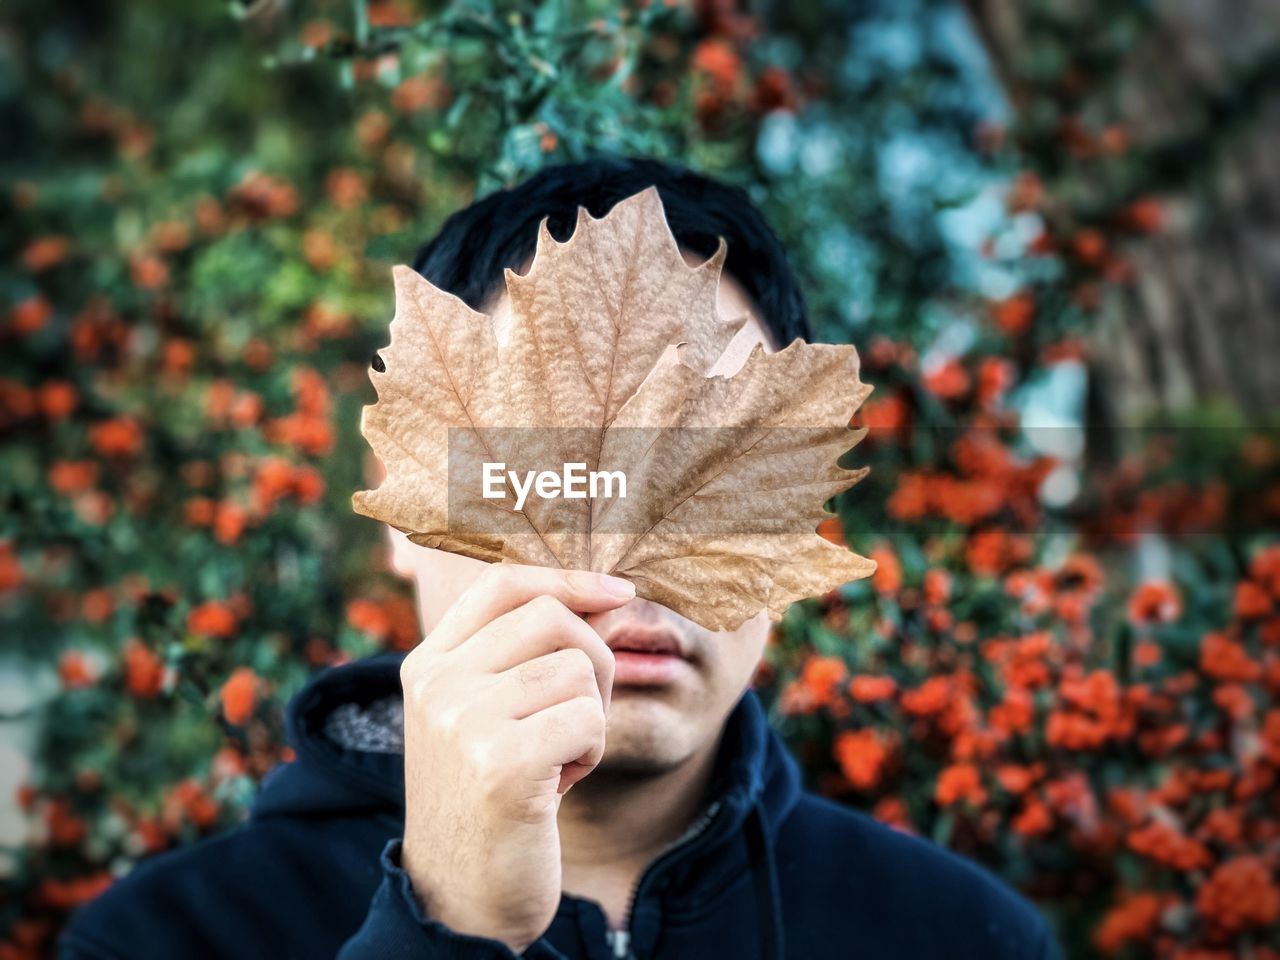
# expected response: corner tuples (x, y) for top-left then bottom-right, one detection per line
(61, 653), (1058, 959)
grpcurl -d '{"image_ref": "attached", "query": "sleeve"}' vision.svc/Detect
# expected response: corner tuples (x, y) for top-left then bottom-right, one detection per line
(336, 839), (567, 960)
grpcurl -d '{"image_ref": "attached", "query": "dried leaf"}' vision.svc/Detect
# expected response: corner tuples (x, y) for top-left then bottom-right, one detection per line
(354, 186), (875, 631)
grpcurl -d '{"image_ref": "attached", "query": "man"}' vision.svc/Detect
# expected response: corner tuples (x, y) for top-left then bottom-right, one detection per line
(62, 156), (1057, 959)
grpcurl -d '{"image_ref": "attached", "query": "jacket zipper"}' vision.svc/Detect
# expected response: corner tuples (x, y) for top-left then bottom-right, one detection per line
(606, 930), (631, 960)
(606, 800), (724, 960)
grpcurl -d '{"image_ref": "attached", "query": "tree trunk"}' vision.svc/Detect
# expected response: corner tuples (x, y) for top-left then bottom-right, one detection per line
(965, 0), (1280, 423)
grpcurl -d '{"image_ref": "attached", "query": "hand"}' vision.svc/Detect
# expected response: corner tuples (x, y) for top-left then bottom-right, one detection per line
(398, 564), (632, 953)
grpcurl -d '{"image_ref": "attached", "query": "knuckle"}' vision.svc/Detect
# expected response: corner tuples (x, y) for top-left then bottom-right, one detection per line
(476, 563), (515, 595)
(561, 648), (596, 684)
(516, 657), (555, 689)
(539, 710), (567, 741)
(570, 696), (606, 734)
(563, 569), (608, 600)
(400, 649), (431, 699)
(525, 593), (568, 621)
(430, 698), (466, 736)
(463, 736), (504, 783)
(402, 648), (446, 694)
(399, 651), (418, 685)
(432, 701), (463, 737)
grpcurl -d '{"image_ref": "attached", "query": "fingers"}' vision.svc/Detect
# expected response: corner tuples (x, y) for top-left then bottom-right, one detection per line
(406, 564), (625, 799)
(499, 648), (602, 720)
(512, 695), (607, 791)
(478, 596), (615, 712)
(426, 564), (634, 653)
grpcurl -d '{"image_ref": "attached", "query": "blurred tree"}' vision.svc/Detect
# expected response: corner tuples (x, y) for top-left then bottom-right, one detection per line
(965, 0), (1280, 420)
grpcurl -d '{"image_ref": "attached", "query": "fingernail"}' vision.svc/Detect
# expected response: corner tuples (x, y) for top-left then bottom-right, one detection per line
(599, 574), (635, 598)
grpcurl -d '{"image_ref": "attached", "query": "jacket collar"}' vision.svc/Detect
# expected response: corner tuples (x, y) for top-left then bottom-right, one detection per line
(256, 650), (799, 957)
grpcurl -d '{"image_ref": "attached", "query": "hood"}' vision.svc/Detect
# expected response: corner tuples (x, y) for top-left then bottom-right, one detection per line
(252, 651), (802, 957)
(251, 653), (408, 820)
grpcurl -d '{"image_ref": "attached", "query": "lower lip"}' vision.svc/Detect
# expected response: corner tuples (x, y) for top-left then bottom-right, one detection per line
(612, 651), (692, 686)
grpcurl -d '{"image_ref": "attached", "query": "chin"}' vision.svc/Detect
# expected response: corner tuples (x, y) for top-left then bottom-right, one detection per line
(599, 696), (700, 772)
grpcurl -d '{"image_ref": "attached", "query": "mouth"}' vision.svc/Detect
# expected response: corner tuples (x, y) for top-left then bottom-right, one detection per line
(604, 623), (695, 687)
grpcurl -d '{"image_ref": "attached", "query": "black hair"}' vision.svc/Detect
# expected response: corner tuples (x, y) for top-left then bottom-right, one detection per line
(410, 154), (811, 346)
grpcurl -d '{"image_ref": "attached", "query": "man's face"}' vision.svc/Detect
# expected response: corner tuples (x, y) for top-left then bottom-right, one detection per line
(385, 251), (775, 774)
